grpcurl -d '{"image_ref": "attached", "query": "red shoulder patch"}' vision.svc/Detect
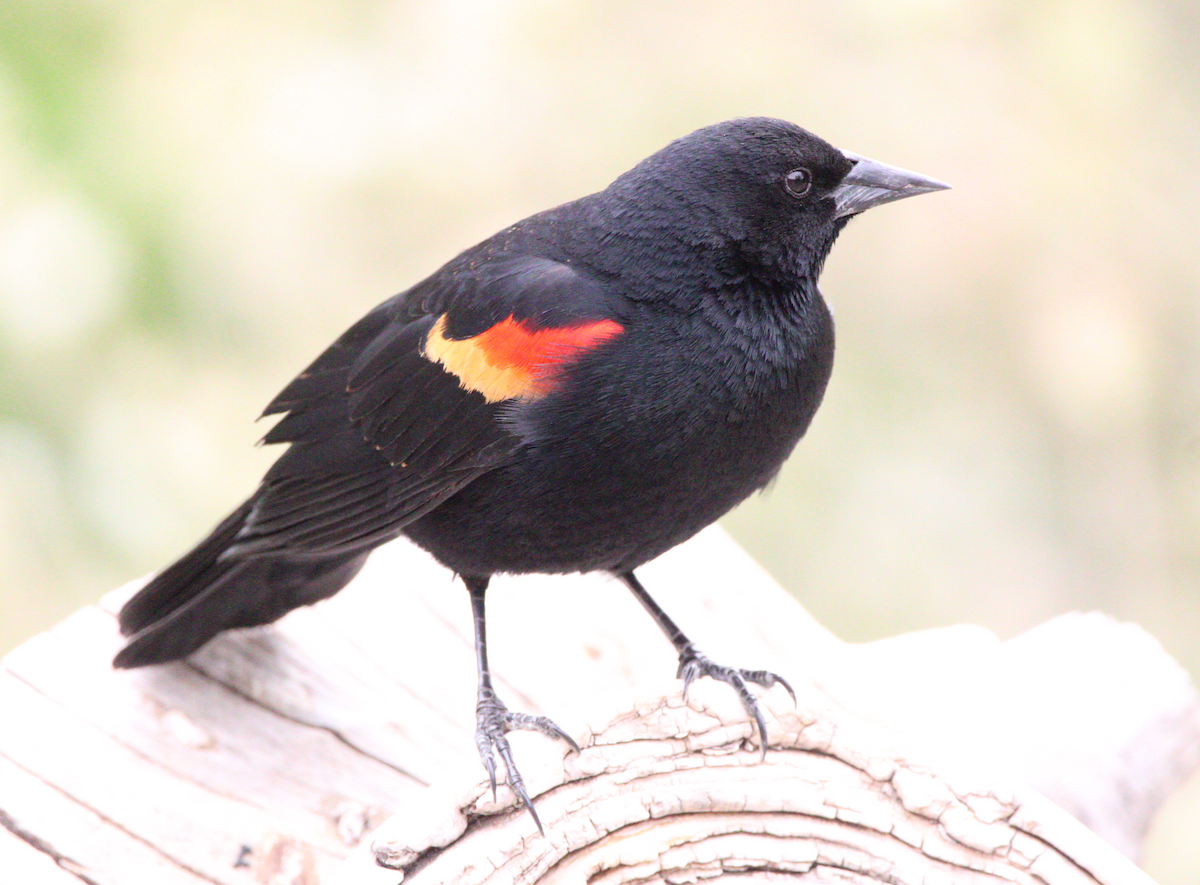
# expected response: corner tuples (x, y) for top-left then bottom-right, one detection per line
(423, 314), (623, 402)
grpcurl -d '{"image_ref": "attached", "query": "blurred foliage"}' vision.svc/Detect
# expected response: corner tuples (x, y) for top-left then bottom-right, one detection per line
(1, 0), (1198, 879)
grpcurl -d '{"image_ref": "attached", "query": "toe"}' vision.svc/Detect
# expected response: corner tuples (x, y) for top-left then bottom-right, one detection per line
(503, 711), (580, 752)
(673, 651), (791, 755)
(492, 734), (545, 835)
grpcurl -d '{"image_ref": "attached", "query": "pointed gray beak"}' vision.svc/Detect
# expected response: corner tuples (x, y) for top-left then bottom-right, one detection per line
(834, 152), (950, 218)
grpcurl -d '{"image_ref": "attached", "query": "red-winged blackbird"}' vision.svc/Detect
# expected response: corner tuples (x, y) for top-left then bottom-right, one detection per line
(114, 117), (947, 829)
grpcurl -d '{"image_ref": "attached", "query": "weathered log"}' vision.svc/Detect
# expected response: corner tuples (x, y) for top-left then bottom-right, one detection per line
(1, 527), (1196, 884)
(350, 685), (1163, 885)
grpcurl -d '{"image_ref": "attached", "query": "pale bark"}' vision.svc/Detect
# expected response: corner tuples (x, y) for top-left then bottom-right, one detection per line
(1, 527), (1195, 884)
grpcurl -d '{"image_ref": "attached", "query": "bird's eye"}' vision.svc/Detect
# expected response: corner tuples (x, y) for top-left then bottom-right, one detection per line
(784, 168), (813, 198)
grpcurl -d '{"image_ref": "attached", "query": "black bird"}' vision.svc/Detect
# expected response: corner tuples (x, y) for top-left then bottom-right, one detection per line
(114, 118), (947, 829)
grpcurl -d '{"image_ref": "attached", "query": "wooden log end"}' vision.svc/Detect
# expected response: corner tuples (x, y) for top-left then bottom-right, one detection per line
(345, 680), (1157, 885)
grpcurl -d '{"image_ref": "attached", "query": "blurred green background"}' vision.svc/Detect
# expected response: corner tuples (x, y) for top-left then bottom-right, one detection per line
(1, 0), (1198, 878)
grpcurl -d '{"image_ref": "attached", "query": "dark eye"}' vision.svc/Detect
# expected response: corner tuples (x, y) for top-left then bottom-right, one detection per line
(784, 168), (813, 197)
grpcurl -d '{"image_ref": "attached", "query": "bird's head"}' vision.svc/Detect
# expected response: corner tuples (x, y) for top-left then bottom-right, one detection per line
(601, 117), (948, 285)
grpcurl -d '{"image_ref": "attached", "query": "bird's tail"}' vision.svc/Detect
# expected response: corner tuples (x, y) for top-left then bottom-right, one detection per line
(113, 500), (368, 668)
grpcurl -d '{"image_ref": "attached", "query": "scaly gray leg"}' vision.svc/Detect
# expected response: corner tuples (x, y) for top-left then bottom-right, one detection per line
(617, 570), (795, 758)
(465, 574), (579, 833)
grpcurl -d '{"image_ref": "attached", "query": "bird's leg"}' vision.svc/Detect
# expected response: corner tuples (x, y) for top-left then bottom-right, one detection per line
(616, 570), (795, 758)
(465, 575), (578, 834)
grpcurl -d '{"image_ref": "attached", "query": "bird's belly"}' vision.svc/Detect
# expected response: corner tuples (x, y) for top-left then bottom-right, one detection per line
(403, 399), (809, 577)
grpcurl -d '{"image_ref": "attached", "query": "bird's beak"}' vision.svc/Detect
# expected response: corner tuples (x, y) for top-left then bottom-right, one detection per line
(833, 152), (950, 218)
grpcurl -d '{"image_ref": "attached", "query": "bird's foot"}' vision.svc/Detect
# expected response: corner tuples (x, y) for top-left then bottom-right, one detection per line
(676, 647), (796, 758)
(475, 687), (579, 834)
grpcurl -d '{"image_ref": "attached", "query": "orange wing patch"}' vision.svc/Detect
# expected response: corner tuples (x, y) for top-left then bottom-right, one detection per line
(424, 314), (623, 403)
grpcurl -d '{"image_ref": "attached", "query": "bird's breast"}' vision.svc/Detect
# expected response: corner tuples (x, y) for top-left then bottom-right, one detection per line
(405, 296), (834, 575)
(528, 293), (834, 489)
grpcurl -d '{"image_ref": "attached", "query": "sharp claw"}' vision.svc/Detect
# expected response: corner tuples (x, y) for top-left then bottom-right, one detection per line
(751, 702), (769, 760)
(527, 802), (545, 836)
(543, 719), (581, 752)
(477, 735), (499, 800)
(680, 661), (698, 698)
(777, 674), (797, 706)
(513, 781), (545, 836)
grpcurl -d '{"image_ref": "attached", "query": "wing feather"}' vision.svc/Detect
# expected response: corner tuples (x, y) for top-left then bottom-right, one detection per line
(227, 251), (624, 558)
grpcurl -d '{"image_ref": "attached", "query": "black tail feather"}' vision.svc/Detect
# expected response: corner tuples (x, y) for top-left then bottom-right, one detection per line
(117, 502), (254, 637)
(113, 500), (368, 669)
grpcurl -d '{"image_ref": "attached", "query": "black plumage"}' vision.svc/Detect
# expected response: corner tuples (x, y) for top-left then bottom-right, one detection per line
(114, 117), (947, 829)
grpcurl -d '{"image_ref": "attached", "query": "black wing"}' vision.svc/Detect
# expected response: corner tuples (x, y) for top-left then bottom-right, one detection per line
(224, 251), (625, 559)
